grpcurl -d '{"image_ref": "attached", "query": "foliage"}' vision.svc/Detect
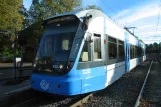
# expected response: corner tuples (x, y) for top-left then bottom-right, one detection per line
(20, 5), (30, 29)
(86, 5), (102, 11)
(0, 0), (23, 62)
(0, 0), (23, 32)
(1, 46), (20, 61)
(22, 0), (81, 46)
(146, 42), (161, 54)
(27, 0), (81, 26)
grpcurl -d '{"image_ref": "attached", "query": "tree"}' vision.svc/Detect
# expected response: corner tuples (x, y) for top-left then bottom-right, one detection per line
(86, 5), (102, 11)
(0, 0), (23, 61)
(27, 0), (81, 26)
(18, 0), (81, 62)
(0, 0), (23, 32)
(23, 0), (81, 45)
(146, 42), (160, 54)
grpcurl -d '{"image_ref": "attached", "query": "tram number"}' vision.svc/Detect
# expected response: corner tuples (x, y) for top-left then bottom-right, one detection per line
(53, 65), (59, 69)
(82, 69), (91, 74)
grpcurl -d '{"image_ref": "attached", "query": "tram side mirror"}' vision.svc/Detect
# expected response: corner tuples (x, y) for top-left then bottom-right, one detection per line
(82, 18), (88, 30)
(82, 14), (92, 30)
(86, 33), (93, 43)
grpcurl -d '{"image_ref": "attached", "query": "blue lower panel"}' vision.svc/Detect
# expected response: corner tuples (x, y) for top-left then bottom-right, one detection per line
(81, 75), (106, 93)
(80, 66), (106, 93)
(31, 74), (81, 96)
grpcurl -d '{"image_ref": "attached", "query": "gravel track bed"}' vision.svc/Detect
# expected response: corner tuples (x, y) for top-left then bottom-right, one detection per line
(0, 56), (154, 107)
(18, 95), (71, 107)
(23, 94), (88, 107)
(83, 57), (152, 107)
(140, 55), (161, 107)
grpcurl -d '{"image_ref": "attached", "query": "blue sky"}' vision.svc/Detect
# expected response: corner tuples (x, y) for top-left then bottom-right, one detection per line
(23, 0), (161, 44)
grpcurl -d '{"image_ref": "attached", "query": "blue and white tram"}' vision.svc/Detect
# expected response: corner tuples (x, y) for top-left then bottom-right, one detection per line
(31, 9), (146, 96)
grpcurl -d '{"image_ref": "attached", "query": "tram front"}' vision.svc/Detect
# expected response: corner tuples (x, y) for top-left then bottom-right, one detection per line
(31, 15), (85, 95)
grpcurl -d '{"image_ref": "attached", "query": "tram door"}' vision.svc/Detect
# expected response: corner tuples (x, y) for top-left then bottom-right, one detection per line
(125, 32), (130, 72)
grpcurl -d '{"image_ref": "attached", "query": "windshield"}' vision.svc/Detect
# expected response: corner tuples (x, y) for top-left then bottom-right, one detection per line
(38, 32), (75, 61)
(33, 15), (84, 75)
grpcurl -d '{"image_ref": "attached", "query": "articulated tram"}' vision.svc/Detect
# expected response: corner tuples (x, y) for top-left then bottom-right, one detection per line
(31, 9), (146, 96)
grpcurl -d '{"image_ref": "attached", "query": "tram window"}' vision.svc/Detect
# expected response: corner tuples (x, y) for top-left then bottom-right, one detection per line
(118, 40), (124, 45)
(137, 47), (139, 56)
(130, 45), (133, 59)
(45, 37), (53, 56)
(141, 48), (143, 56)
(79, 41), (91, 62)
(138, 47), (141, 57)
(135, 46), (138, 57)
(133, 46), (135, 58)
(118, 40), (124, 58)
(130, 45), (136, 59)
(94, 34), (101, 60)
(109, 37), (117, 43)
(62, 40), (69, 50)
(108, 37), (117, 59)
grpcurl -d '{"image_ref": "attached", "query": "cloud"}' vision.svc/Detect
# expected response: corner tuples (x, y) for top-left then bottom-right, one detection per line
(112, 1), (161, 44)
(126, 8), (159, 23)
(113, 9), (131, 20)
(114, 3), (159, 25)
(138, 30), (161, 35)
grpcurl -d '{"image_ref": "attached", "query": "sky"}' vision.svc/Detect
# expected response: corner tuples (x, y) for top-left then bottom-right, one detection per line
(23, 0), (161, 44)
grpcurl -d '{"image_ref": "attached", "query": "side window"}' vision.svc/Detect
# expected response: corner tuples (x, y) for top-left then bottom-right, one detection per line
(130, 45), (136, 59)
(137, 47), (140, 57)
(45, 37), (53, 56)
(62, 39), (69, 50)
(93, 34), (101, 61)
(79, 33), (92, 62)
(130, 44), (133, 59)
(141, 48), (143, 56)
(133, 45), (135, 58)
(135, 46), (138, 57)
(108, 36), (117, 59)
(118, 40), (125, 59)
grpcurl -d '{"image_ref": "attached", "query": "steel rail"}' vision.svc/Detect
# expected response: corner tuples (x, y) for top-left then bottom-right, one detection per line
(70, 93), (93, 107)
(134, 57), (154, 107)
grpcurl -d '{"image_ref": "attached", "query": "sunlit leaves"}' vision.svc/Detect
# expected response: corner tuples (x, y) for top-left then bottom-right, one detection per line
(0, 0), (23, 31)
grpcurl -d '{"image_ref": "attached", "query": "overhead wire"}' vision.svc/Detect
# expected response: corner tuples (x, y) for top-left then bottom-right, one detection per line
(154, 0), (161, 41)
(99, 0), (161, 43)
(99, 0), (130, 27)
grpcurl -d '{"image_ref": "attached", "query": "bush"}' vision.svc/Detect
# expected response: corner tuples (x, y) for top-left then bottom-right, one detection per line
(0, 47), (20, 62)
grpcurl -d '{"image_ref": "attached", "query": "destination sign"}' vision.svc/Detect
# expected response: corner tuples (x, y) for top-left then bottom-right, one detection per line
(46, 15), (76, 25)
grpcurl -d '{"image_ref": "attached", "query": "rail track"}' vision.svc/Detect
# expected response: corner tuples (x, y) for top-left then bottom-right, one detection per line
(81, 55), (154, 107)
(1, 54), (160, 107)
(135, 55), (161, 107)
(71, 56), (155, 107)
(134, 57), (154, 107)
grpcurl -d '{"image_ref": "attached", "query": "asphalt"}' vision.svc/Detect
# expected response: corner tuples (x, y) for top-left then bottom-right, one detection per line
(0, 68), (33, 81)
(0, 63), (32, 69)
(0, 79), (31, 99)
(0, 63), (33, 80)
(0, 63), (33, 99)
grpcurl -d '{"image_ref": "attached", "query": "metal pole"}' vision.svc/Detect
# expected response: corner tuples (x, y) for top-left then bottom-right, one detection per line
(13, 36), (17, 80)
(20, 46), (24, 67)
(20, 46), (24, 80)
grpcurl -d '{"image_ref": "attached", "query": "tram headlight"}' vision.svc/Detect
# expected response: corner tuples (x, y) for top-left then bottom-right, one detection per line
(33, 64), (36, 67)
(67, 62), (74, 69)
(59, 64), (63, 69)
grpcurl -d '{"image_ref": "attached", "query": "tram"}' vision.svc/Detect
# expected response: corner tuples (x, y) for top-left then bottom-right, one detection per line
(31, 9), (146, 95)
